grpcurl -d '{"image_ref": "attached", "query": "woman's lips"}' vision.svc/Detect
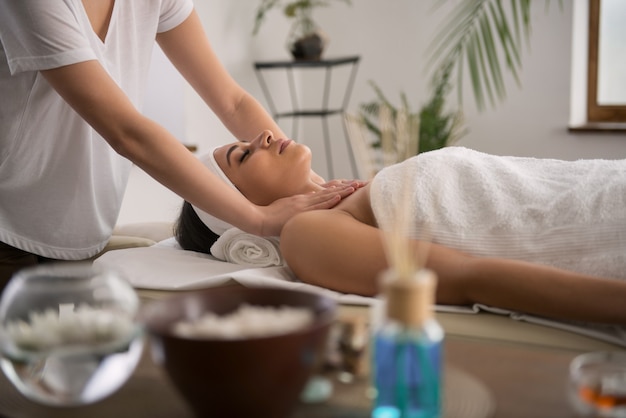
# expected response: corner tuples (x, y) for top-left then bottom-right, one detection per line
(279, 139), (292, 154)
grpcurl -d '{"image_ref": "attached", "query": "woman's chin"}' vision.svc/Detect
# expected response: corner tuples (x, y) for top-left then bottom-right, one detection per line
(292, 142), (311, 158)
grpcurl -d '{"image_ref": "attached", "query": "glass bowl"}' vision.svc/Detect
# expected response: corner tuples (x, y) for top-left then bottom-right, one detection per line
(0, 262), (143, 406)
(569, 351), (626, 417)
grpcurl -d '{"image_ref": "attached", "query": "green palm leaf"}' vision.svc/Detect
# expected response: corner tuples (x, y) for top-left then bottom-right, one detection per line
(427, 0), (544, 111)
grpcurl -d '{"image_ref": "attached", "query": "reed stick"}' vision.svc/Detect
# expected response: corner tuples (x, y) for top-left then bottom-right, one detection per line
(377, 107), (430, 279)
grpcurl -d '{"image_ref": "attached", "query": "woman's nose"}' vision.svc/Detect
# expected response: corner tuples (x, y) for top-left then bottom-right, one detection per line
(257, 130), (274, 148)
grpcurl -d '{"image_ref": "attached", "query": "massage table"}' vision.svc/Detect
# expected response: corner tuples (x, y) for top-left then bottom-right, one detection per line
(86, 222), (626, 418)
(96, 222), (625, 352)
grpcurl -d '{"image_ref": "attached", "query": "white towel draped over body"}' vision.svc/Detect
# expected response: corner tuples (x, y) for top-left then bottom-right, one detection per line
(370, 146), (626, 279)
(211, 228), (284, 267)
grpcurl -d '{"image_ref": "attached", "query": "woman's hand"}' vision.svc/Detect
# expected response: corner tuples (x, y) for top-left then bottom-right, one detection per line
(258, 185), (356, 236)
(309, 166), (368, 190)
(321, 179), (369, 190)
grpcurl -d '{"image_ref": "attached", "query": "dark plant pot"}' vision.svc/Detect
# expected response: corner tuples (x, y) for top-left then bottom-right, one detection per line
(290, 32), (325, 61)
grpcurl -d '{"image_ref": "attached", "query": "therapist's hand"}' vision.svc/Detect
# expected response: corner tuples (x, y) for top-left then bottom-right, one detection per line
(321, 179), (369, 190)
(309, 168), (368, 190)
(309, 166), (368, 190)
(258, 185), (356, 236)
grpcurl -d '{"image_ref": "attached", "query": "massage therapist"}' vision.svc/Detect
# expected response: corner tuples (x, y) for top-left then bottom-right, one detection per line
(0, 0), (355, 287)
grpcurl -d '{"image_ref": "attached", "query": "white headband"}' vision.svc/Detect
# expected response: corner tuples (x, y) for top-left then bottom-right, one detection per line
(192, 147), (241, 235)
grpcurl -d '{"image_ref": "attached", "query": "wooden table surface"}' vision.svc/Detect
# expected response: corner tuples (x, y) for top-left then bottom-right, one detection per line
(0, 293), (606, 418)
(445, 337), (582, 418)
(0, 333), (588, 418)
(296, 335), (586, 418)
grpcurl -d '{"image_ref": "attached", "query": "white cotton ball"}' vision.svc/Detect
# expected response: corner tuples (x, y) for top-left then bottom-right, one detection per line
(172, 304), (314, 339)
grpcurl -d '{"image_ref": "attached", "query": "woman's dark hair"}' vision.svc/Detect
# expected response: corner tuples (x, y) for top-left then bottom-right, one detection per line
(174, 201), (220, 254)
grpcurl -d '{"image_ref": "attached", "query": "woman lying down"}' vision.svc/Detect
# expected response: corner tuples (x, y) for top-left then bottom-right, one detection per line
(175, 130), (626, 324)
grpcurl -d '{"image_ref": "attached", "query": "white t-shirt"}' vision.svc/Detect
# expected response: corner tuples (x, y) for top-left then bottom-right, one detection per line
(0, 0), (194, 259)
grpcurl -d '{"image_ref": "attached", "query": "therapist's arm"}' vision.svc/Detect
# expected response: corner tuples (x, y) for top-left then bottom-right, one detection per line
(156, 10), (333, 185)
(40, 59), (351, 236)
(156, 10), (286, 143)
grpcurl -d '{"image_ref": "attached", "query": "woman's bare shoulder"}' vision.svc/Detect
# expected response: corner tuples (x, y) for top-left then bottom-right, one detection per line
(333, 183), (377, 227)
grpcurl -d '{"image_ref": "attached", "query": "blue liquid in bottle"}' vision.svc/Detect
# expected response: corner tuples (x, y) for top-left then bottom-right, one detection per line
(371, 269), (443, 418)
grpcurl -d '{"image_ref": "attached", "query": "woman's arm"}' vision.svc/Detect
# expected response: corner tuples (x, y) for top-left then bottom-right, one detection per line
(156, 10), (287, 142)
(280, 210), (626, 324)
(156, 10), (334, 185)
(462, 257), (626, 324)
(40, 60), (351, 236)
(280, 209), (472, 300)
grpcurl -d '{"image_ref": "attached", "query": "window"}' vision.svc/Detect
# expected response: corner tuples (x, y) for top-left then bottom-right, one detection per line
(569, 0), (626, 131)
(587, 0), (626, 123)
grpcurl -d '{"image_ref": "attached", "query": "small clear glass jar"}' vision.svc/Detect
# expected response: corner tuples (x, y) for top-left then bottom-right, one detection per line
(569, 351), (626, 417)
(0, 262), (143, 406)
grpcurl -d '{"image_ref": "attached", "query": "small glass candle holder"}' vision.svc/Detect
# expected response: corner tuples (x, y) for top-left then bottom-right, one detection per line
(0, 262), (143, 406)
(569, 351), (626, 417)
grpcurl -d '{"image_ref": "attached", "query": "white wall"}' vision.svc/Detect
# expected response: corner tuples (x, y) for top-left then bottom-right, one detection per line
(117, 0), (626, 225)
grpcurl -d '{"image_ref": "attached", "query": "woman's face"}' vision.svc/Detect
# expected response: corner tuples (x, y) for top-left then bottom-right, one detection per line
(213, 130), (315, 205)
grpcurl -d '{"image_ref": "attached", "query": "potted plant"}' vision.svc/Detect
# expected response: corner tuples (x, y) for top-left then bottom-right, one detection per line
(253, 0), (351, 61)
(358, 62), (468, 171)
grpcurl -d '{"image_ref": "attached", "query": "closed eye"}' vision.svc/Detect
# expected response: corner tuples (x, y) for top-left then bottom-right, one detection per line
(239, 149), (250, 163)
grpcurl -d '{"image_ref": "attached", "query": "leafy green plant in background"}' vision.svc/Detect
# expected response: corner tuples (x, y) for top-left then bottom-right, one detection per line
(252, 0), (352, 36)
(428, 0), (561, 111)
(253, 0), (352, 60)
(359, 62), (467, 167)
(356, 0), (560, 171)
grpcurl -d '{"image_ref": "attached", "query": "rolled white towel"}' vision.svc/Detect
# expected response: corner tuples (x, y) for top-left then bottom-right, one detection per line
(210, 228), (284, 267)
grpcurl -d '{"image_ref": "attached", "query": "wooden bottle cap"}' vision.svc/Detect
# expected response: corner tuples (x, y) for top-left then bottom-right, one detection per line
(381, 269), (437, 326)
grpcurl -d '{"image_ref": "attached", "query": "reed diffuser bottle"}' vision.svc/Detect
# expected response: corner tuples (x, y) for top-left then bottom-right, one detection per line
(371, 268), (444, 418)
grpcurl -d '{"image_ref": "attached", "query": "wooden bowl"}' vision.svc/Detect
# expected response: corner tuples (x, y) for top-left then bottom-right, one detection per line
(140, 286), (336, 418)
